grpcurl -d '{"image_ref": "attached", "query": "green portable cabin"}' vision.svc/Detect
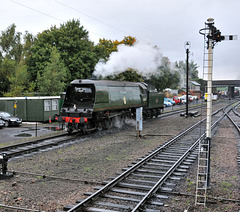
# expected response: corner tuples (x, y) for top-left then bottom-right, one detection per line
(0, 96), (61, 122)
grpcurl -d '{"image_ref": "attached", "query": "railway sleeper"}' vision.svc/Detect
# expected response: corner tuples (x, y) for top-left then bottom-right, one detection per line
(116, 172), (182, 181)
(166, 148), (190, 152)
(150, 159), (177, 163)
(116, 182), (174, 193)
(155, 154), (183, 158)
(125, 167), (168, 174)
(187, 155), (198, 160)
(184, 159), (195, 163)
(127, 163), (171, 169)
(92, 201), (166, 212)
(63, 204), (75, 211)
(131, 161), (174, 168)
(86, 208), (119, 212)
(85, 189), (169, 199)
(143, 165), (187, 173)
(145, 162), (173, 167)
(133, 168), (166, 175)
(89, 201), (135, 210)
(99, 194), (143, 203)
(154, 157), (179, 161)
(182, 161), (192, 165)
(171, 171), (186, 176)
(140, 165), (170, 171)
(95, 195), (165, 208)
(124, 179), (175, 188)
(176, 168), (188, 172)
(157, 152), (185, 156)
(103, 179), (176, 188)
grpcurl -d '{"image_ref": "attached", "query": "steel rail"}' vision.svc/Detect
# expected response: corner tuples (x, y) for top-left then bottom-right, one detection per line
(132, 101), (229, 211)
(0, 203), (40, 212)
(0, 133), (80, 159)
(0, 132), (68, 152)
(225, 103), (240, 133)
(67, 106), (224, 212)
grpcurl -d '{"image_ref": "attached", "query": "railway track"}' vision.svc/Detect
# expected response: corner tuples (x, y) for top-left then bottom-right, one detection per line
(62, 102), (236, 212)
(0, 132), (78, 160)
(224, 102), (240, 167)
(0, 101), (208, 161)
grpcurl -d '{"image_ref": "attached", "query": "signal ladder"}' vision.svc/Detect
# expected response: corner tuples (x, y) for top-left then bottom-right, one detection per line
(195, 138), (210, 206)
(195, 24), (212, 207)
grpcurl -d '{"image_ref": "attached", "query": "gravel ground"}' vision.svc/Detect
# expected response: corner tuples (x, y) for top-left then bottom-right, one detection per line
(0, 100), (239, 212)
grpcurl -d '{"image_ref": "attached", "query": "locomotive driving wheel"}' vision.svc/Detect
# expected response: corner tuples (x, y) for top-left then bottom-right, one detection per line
(97, 122), (103, 131)
(104, 118), (111, 129)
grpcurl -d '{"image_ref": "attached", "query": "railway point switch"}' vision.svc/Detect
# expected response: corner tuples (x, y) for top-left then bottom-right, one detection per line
(0, 153), (13, 179)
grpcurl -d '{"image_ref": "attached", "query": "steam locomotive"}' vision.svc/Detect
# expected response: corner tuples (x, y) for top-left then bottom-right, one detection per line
(60, 79), (164, 133)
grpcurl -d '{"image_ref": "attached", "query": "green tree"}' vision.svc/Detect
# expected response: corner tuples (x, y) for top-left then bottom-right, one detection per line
(5, 59), (29, 97)
(27, 19), (99, 84)
(175, 60), (199, 80)
(105, 68), (144, 82)
(147, 57), (180, 91)
(95, 36), (137, 61)
(22, 31), (35, 60)
(0, 25), (35, 96)
(95, 39), (116, 60)
(0, 57), (16, 96)
(0, 24), (23, 62)
(37, 46), (69, 95)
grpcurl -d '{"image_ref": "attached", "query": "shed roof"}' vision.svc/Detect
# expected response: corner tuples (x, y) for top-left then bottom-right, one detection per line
(190, 81), (200, 86)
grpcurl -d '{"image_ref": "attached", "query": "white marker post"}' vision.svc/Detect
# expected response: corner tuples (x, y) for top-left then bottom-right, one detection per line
(136, 107), (143, 138)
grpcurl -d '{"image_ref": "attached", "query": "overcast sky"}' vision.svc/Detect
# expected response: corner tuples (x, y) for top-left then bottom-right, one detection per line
(1, 0), (239, 80)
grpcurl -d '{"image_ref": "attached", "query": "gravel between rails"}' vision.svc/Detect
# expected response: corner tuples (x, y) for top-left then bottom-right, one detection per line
(0, 101), (239, 212)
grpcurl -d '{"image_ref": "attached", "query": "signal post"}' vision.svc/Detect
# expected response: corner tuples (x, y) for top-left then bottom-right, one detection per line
(196, 18), (237, 207)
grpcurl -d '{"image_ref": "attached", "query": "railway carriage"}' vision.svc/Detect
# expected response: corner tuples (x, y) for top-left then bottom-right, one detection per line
(60, 79), (164, 133)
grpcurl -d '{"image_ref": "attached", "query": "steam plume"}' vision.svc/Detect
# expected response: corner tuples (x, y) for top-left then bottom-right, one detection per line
(93, 41), (163, 78)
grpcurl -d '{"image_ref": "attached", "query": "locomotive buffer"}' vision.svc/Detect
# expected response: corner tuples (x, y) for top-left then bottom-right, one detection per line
(196, 18), (237, 207)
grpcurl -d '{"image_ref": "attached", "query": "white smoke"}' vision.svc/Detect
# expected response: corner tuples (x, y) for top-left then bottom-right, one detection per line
(124, 118), (136, 127)
(93, 41), (163, 78)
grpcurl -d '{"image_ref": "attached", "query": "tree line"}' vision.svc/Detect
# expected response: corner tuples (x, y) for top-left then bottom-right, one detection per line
(0, 19), (200, 97)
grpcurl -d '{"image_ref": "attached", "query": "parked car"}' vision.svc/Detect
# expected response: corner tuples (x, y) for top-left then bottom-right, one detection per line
(189, 95), (193, 102)
(0, 111), (22, 127)
(180, 95), (193, 103)
(212, 93), (218, 101)
(179, 96), (187, 104)
(173, 96), (183, 105)
(192, 95), (198, 101)
(164, 98), (175, 106)
(164, 101), (172, 107)
(0, 119), (5, 129)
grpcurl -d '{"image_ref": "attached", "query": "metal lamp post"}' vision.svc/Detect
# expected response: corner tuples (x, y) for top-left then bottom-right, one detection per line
(184, 41), (191, 117)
